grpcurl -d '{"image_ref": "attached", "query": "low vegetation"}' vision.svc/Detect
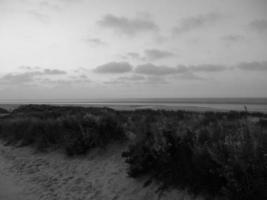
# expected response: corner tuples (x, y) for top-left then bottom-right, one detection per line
(122, 111), (267, 200)
(0, 107), (8, 114)
(0, 105), (125, 155)
(0, 104), (266, 199)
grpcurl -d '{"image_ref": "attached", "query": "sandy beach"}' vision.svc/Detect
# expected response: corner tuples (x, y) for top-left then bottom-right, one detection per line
(0, 141), (200, 200)
(0, 172), (33, 200)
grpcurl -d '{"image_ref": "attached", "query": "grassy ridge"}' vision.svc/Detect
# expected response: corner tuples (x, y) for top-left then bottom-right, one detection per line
(122, 112), (267, 199)
(0, 105), (266, 199)
(0, 105), (125, 155)
(0, 107), (8, 114)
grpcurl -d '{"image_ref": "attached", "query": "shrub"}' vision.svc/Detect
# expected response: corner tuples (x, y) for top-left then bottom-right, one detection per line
(0, 107), (9, 114)
(122, 115), (267, 200)
(61, 114), (125, 156)
(0, 106), (126, 155)
(0, 105), (266, 199)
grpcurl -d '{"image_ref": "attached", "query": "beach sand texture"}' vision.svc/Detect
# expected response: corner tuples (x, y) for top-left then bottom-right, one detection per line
(0, 142), (201, 200)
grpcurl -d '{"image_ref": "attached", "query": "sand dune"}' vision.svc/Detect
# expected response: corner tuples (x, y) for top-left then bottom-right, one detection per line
(0, 142), (201, 200)
(0, 173), (33, 200)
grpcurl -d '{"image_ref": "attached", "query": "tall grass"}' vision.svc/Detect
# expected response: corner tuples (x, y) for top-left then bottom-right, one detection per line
(122, 112), (267, 200)
(0, 105), (125, 155)
(0, 105), (266, 199)
(0, 107), (8, 114)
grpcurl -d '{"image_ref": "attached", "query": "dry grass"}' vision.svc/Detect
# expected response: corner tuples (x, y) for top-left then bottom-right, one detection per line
(0, 105), (266, 199)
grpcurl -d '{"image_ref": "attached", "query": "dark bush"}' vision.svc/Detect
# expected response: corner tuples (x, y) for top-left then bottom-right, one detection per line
(63, 114), (125, 156)
(0, 106), (126, 155)
(122, 114), (267, 200)
(259, 118), (267, 128)
(0, 105), (266, 199)
(0, 107), (9, 114)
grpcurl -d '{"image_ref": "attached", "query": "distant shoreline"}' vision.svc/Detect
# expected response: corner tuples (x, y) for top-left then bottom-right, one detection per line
(0, 97), (267, 104)
(1, 101), (267, 113)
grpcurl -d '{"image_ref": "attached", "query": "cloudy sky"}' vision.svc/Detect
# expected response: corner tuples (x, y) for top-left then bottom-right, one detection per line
(0, 0), (267, 100)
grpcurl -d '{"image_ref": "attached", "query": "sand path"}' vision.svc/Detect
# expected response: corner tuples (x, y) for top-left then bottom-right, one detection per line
(0, 145), (35, 200)
(0, 173), (34, 200)
(0, 142), (200, 200)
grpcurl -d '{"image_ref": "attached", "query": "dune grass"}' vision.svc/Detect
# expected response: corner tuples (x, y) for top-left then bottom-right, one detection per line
(0, 105), (266, 199)
(122, 111), (267, 200)
(0, 107), (8, 114)
(0, 105), (125, 155)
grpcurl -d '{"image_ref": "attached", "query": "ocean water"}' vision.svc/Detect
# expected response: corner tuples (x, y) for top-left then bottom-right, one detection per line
(71, 98), (267, 112)
(1, 98), (267, 113)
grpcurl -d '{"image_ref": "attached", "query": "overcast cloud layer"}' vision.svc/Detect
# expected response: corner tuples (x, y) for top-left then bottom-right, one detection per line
(0, 0), (267, 99)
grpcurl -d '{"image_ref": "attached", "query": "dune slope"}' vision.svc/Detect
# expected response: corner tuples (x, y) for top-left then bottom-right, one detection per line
(0, 142), (200, 200)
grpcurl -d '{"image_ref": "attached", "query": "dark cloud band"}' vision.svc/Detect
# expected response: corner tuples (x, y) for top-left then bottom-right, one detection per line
(98, 14), (158, 36)
(94, 62), (133, 73)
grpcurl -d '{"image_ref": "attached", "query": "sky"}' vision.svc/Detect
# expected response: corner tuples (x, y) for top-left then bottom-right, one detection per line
(0, 0), (267, 100)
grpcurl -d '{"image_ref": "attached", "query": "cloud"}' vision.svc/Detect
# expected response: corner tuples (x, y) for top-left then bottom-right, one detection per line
(97, 14), (158, 35)
(40, 0), (83, 7)
(0, 68), (67, 85)
(144, 49), (174, 60)
(126, 52), (142, 60)
(19, 66), (41, 70)
(39, 1), (60, 10)
(144, 76), (168, 84)
(74, 67), (91, 73)
(221, 34), (244, 42)
(46, 76), (91, 86)
(249, 19), (267, 32)
(106, 74), (146, 84)
(43, 69), (67, 75)
(106, 74), (167, 85)
(173, 13), (221, 34)
(94, 61), (236, 87)
(109, 63), (228, 77)
(134, 63), (226, 76)
(177, 72), (204, 80)
(28, 10), (50, 23)
(237, 61), (267, 71)
(58, 0), (83, 3)
(135, 63), (183, 75)
(124, 49), (174, 61)
(94, 61), (230, 77)
(188, 64), (229, 72)
(86, 38), (107, 46)
(117, 74), (146, 81)
(96, 62), (233, 85)
(176, 65), (189, 73)
(109, 70), (202, 85)
(94, 62), (133, 73)
(0, 72), (37, 84)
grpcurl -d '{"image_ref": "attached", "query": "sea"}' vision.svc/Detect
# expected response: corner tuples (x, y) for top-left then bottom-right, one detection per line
(1, 98), (267, 113)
